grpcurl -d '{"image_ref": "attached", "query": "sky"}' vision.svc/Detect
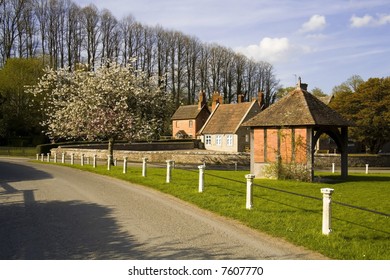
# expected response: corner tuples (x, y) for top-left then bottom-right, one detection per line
(75, 0), (390, 94)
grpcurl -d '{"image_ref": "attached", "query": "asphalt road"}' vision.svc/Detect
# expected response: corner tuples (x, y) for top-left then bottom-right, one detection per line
(0, 157), (327, 260)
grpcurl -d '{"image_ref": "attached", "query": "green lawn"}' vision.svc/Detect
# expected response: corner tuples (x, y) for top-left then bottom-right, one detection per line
(0, 147), (36, 157)
(42, 161), (390, 260)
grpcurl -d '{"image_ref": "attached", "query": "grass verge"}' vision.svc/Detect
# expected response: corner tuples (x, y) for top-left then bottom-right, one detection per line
(41, 162), (390, 260)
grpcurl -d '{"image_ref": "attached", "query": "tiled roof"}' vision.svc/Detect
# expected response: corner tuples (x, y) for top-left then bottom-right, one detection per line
(171, 105), (207, 120)
(242, 87), (354, 127)
(201, 101), (260, 134)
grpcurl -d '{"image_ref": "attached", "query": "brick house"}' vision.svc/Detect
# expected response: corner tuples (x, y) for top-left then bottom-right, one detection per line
(242, 79), (353, 181)
(198, 92), (263, 152)
(171, 91), (211, 139)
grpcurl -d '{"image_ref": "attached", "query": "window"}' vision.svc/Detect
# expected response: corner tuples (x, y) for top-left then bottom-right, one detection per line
(227, 134), (234, 146)
(216, 135), (222, 146)
(205, 135), (211, 145)
(189, 120), (193, 128)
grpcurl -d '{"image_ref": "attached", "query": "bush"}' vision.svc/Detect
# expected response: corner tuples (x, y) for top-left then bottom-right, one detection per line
(264, 161), (311, 182)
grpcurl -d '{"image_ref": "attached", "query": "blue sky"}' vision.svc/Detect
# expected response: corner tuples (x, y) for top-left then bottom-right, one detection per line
(76, 0), (390, 94)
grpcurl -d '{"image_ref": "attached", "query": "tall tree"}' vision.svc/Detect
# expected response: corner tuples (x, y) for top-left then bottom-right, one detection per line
(0, 57), (45, 144)
(81, 4), (100, 70)
(331, 76), (390, 153)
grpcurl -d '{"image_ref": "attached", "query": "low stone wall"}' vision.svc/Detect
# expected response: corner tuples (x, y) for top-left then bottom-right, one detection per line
(51, 147), (250, 165)
(51, 147), (390, 168)
(314, 154), (390, 168)
(64, 140), (201, 151)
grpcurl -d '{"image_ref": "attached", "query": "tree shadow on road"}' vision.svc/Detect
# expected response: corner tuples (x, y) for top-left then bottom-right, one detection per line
(0, 199), (150, 259)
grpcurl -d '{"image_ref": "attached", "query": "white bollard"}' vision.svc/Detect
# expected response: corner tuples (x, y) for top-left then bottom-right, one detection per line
(114, 158), (117, 166)
(36, 154), (39, 160)
(93, 154), (97, 168)
(321, 188), (334, 235)
(234, 161), (238, 171)
(107, 155), (111, 171)
(54, 153), (57, 163)
(332, 162), (335, 173)
(198, 165), (205, 193)
(166, 160), (174, 183)
(365, 164), (369, 174)
(70, 153), (74, 165)
(81, 154), (84, 166)
(142, 157), (148, 177)
(40, 153), (44, 161)
(245, 174), (255, 210)
(61, 152), (65, 164)
(123, 157), (127, 174)
(46, 153), (50, 162)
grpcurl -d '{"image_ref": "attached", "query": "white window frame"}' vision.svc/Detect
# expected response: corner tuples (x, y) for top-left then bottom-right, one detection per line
(216, 135), (222, 146)
(226, 134), (234, 146)
(205, 135), (211, 145)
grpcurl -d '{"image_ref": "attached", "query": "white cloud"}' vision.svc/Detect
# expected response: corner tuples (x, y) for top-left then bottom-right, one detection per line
(236, 37), (294, 63)
(350, 14), (374, 27)
(350, 14), (390, 27)
(299, 15), (326, 33)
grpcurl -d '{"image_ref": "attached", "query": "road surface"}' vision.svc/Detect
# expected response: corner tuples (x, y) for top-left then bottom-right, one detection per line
(0, 157), (327, 260)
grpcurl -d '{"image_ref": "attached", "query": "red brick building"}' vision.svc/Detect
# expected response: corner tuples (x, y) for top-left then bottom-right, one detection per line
(171, 92), (211, 139)
(243, 79), (354, 181)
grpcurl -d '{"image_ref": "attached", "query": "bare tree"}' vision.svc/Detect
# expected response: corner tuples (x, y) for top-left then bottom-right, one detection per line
(0, 0), (27, 63)
(81, 4), (100, 70)
(100, 8), (118, 63)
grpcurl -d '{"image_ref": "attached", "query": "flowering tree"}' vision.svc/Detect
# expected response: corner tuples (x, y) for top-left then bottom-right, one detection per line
(29, 62), (167, 161)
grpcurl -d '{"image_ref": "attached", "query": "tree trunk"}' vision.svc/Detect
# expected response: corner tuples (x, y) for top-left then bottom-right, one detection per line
(108, 138), (115, 165)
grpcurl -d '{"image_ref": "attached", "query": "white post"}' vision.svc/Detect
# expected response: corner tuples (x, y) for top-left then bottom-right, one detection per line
(198, 165), (205, 192)
(36, 154), (39, 160)
(321, 188), (334, 235)
(46, 153), (50, 162)
(81, 154), (84, 166)
(234, 161), (238, 171)
(245, 174), (255, 210)
(166, 160), (174, 183)
(54, 153), (57, 163)
(93, 154), (97, 168)
(142, 157), (148, 177)
(40, 153), (44, 161)
(61, 153), (65, 164)
(70, 153), (74, 165)
(365, 164), (369, 174)
(114, 158), (117, 166)
(332, 162), (335, 173)
(107, 155), (111, 171)
(123, 157), (127, 174)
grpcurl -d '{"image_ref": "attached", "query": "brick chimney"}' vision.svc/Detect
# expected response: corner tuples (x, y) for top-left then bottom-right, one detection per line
(237, 94), (244, 103)
(257, 91), (264, 109)
(211, 91), (223, 111)
(198, 91), (207, 110)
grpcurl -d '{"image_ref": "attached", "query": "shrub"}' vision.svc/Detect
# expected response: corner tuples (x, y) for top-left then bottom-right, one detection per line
(264, 161), (311, 182)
